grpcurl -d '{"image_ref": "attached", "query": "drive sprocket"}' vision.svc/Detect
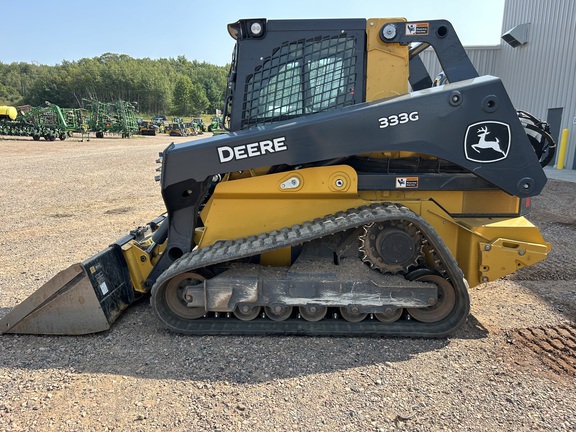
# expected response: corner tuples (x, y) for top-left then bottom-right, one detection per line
(359, 220), (423, 274)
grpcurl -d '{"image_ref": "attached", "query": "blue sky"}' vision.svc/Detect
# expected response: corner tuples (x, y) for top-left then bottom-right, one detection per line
(2, 0), (505, 66)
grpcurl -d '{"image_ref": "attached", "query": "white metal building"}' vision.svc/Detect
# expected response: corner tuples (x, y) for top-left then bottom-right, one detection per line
(420, 0), (576, 168)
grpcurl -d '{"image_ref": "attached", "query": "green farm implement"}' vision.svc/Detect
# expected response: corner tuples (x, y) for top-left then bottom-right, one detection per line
(85, 99), (139, 138)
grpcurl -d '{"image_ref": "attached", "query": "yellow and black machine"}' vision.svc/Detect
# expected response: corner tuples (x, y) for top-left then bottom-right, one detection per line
(1, 18), (555, 337)
(140, 117), (166, 136)
(169, 118), (193, 137)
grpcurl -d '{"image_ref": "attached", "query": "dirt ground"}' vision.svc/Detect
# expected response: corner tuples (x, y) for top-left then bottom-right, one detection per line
(0, 133), (575, 431)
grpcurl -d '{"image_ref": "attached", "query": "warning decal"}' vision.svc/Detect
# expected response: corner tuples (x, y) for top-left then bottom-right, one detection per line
(396, 177), (419, 188)
(405, 23), (429, 36)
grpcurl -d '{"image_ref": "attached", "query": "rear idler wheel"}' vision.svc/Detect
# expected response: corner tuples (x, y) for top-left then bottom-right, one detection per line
(406, 269), (456, 323)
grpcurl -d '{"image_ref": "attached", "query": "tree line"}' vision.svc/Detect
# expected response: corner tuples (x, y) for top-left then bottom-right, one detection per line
(0, 53), (229, 117)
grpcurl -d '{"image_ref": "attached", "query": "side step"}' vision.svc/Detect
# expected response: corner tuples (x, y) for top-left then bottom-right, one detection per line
(0, 246), (135, 335)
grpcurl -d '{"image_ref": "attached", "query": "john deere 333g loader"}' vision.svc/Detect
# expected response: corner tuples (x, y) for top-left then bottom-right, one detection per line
(0, 18), (555, 337)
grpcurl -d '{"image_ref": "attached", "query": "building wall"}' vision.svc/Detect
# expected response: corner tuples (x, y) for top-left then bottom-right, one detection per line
(497, 0), (576, 168)
(419, 0), (576, 168)
(419, 45), (500, 80)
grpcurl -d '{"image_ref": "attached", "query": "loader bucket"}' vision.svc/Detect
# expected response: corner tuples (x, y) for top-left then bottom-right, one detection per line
(0, 244), (136, 335)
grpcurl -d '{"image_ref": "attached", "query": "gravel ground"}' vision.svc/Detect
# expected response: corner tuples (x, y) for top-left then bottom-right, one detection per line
(0, 133), (575, 431)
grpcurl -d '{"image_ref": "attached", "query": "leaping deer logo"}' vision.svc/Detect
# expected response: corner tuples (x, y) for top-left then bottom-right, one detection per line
(464, 121), (511, 163)
(471, 126), (506, 156)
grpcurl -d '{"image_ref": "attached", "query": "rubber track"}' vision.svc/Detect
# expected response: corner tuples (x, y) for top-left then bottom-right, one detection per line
(151, 204), (470, 337)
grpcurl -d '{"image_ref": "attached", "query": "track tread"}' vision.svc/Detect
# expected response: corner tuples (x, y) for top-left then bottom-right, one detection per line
(151, 203), (470, 337)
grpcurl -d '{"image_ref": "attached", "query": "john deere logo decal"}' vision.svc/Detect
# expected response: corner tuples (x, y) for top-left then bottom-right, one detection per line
(464, 121), (511, 163)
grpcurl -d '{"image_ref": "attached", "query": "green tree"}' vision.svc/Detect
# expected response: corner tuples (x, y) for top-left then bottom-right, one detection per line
(172, 76), (193, 115)
(189, 82), (209, 115)
(0, 54), (228, 116)
(0, 82), (22, 105)
(191, 63), (228, 113)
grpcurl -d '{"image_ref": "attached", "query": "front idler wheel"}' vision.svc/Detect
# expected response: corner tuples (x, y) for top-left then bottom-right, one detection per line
(164, 272), (206, 320)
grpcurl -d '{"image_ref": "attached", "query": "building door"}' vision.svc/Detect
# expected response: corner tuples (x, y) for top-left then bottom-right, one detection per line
(546, 107), (564, 166)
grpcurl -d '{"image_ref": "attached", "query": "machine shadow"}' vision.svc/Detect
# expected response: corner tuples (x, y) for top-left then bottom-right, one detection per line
(0, 302), (488, 384)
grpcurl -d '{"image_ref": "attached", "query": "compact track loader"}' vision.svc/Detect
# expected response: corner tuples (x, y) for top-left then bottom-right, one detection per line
(1, 18), (555, 337)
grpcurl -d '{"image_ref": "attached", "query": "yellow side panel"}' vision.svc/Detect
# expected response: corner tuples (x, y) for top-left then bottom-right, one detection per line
(260, 247), (292, 266)
(365, 18), (409, 101)
(461, 190), (520, 214)
(455, 217), (550, 287)
(359, 189), (521, 216)
(402, 204), (550, 288)
(199, 166), (549, 287)
(199, 165), (367, 247)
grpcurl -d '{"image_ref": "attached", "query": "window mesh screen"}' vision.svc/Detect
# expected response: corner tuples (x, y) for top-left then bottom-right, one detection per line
(241, 34), (359, 129)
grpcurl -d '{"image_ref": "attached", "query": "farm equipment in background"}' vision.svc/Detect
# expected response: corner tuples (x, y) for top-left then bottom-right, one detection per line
(139, 120), (161, 136)
(0, 103), (68, 141)
(85, 99), (139, 138)
(27, 103), (68, 141)
(0, 105), (24, 136)
(207, 116), (219, 132)
(207, 115), (225, 135)
(192, 118), (206, 133)
(62, 108), (86, 133)
(115, 100), (139, 138)
(0, 105), (18, 121)
(139, 117), (165, 136)
(0, 17), (555, 337)
(169, 117), (193, 136)
(1, 100), (139, 140)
